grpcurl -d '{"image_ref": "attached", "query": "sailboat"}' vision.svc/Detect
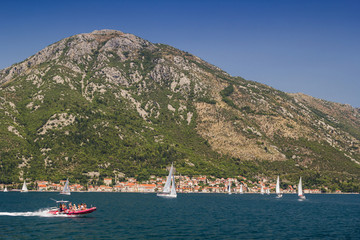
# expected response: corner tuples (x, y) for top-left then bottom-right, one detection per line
(228, 179), (232, 195)
(239, 184), (243, 194)
(298, 177), (306, 200)
(276, 176), (283, 198)
(266, 188), (270, 195)
(21, 181), (28, 192)
(3, 186), (8, 192)
(60, 178), (71, 195)
(260, 184), (265, 195)
(157, 163), (177, 198)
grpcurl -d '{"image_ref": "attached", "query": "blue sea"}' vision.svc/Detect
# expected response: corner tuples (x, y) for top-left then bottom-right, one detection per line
(0, 192), (359, 239)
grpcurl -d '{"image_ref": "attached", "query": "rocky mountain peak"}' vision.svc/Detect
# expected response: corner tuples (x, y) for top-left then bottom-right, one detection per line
(0, 29), (156, 85)
(91, 29), (124, 35)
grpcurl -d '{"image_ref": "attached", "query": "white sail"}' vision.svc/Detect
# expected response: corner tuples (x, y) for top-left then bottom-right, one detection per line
(170, 175), (177, 197)
(60, 178), (71, 195)
(227, 179), (232, 194)
(4, 187), (8, 192)
(276, 176), (283, 198)
(163, 164), (173, 193)
(260, 184), (264, 194)
(240, 184), (243, 194)
(298, 177), (306, 200)
(266, 188), (270, 195)
(276, 176), (280, 194)
(298, 177), (303, 196)
(21, 181), (28, 192)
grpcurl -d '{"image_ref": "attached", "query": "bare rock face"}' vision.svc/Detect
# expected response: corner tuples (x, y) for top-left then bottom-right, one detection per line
(65, 34), (98, 62)
(92, 29), (123, 35)
(102, 35), (151, 51)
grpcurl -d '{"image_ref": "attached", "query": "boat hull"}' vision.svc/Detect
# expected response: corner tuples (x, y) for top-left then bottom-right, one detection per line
(60, 192), (71, 195)
(298, 195), (306, 200)
(157, 193), (177, 198)
(48, 207), (97, 215)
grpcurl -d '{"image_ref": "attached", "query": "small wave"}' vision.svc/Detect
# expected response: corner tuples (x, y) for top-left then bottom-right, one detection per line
(0, 208), (69, 217)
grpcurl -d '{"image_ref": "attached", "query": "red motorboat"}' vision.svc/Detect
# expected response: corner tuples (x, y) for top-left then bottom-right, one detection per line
(48, 207), (97, 216)
(48, 200), (96, 216)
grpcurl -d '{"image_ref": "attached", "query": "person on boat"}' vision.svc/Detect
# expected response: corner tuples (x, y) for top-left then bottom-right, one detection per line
(64, 205), (69, 213)
(59, 203), (63, 212)
(84, 203), (87, 209)
(73, 203), (77, 210)
(68, 202), (73, 211)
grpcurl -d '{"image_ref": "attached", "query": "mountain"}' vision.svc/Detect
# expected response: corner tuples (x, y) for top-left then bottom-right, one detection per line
(1, 29), (359, 191)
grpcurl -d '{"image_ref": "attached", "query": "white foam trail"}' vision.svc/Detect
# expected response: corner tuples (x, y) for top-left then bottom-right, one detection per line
(0, 208), (69, 217)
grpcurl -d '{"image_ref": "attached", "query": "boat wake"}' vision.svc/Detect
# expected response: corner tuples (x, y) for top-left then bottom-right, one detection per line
(0, 208), (70, 217)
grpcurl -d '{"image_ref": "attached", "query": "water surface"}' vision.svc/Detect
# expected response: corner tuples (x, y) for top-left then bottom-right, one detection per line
(0, 193), (359, 239)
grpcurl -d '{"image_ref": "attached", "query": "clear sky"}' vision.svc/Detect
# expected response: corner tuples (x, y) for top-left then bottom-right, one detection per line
(1, 0), (359, 107)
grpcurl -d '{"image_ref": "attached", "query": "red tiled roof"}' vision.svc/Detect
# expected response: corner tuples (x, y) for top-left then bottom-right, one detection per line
(139, 184), (156, 187)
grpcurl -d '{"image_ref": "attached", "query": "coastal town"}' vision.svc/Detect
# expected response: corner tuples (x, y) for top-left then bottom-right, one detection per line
(1, 175), (327, 194)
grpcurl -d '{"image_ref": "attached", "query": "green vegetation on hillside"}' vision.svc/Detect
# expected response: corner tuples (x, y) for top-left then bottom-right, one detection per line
(1, 30), (360, 192)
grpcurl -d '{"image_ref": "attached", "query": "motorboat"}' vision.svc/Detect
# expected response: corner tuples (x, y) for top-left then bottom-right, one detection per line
(48, 200), (96, 216)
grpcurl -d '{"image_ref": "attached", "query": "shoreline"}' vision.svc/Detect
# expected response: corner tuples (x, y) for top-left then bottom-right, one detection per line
(2, 190), (359, 194)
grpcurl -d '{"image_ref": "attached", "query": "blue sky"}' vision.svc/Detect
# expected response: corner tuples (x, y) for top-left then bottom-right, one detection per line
(1, 0), (359, 107)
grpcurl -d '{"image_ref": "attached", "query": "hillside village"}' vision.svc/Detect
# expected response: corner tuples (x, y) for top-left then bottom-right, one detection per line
(1, 175), (325, 194)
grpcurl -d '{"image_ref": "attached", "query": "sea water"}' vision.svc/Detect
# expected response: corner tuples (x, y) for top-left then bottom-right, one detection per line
(0, 192), (359, 239)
